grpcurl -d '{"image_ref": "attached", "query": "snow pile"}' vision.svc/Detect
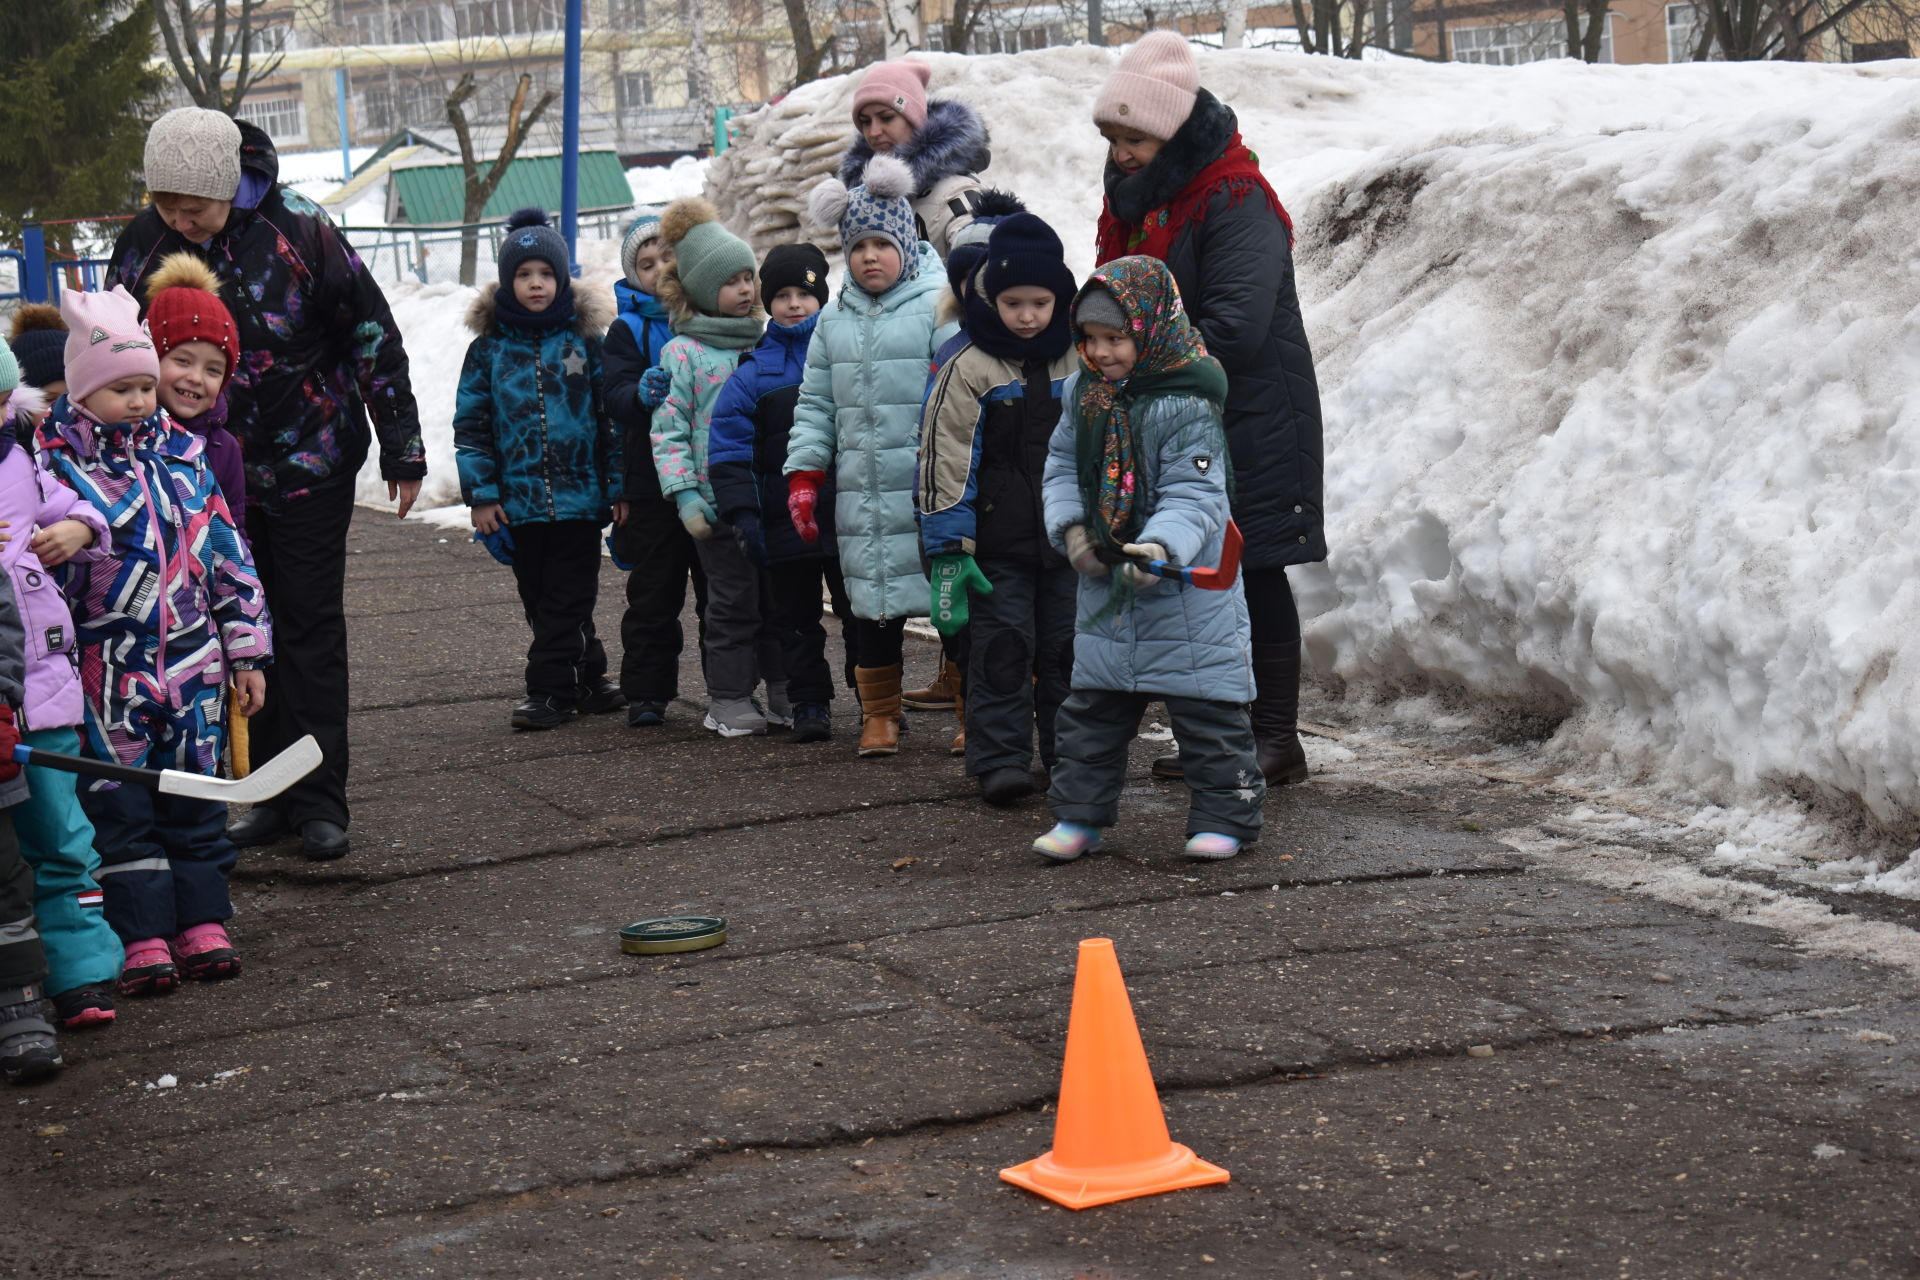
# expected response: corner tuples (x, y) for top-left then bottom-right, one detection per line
(362, 44), (1920, 875)
(628, 155), (711, 208)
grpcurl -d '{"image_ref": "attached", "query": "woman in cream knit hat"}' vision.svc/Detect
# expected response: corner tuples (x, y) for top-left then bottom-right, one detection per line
(1091, 31), (1326, 792)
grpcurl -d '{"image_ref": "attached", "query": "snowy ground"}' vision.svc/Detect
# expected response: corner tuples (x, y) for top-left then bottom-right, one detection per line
(354, 45), (1920, 895)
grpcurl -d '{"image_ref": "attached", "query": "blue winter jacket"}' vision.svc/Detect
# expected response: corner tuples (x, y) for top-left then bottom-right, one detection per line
(707, 314), (835, 563)
(605, 281), (674, 503)
(454, 283), (622, 525)
(1041, 374), (1253, 703)
(786, 243), (957, 620)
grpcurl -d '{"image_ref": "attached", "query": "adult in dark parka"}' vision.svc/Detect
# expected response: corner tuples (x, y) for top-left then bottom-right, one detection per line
(110, 108), (428, 861)
(1091, 32), (1325, 785)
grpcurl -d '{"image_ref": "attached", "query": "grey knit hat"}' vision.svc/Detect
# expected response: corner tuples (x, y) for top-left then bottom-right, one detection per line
(1074, 286), (1126, 334)
(144, 107), (243, 200)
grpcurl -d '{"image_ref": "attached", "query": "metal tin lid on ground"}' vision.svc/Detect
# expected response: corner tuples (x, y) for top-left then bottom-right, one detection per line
(620, 915), (728, 955)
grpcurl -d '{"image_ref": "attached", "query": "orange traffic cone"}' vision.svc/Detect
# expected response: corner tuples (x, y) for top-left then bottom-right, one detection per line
(1000, 937), (1230, 1209)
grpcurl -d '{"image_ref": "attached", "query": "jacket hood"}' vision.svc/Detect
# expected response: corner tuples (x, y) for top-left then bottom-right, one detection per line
(615, 279), (669, 321)
(759, 311), (819, 356)
(838, 98), (991, 197)
(837, 242), (946, 312)
(465, 280), (615, 338)
(234, 119), (281, 211)
(1102, 89), (1237, 225)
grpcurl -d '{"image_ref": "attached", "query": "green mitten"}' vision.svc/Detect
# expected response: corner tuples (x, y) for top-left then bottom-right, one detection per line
(930, 554), (994, 636)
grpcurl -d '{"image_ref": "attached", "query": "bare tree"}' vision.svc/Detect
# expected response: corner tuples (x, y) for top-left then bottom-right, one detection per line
(446, 71), (558, 285)
(778, 0), (831, 84)
(1686, 0), (1880, 56)
(151, 0), (286, 113)
(1562, 0), (1610, 59)
(1291, 0), (1376, 55)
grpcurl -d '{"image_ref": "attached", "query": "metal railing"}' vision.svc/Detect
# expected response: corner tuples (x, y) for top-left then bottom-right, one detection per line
(338, 210), (631, 286)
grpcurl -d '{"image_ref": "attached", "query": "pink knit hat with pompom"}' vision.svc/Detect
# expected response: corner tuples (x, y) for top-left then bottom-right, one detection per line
(851, 59), (932, 132)
(1092, 31), (1199, 142)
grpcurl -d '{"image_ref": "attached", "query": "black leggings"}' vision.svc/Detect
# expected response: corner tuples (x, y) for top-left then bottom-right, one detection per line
(1242, 565), (1301, 648)
(849, 616), (906, 669)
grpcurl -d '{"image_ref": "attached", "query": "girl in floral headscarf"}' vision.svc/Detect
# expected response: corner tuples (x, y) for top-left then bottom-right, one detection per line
(1034, 255), (1264, 864)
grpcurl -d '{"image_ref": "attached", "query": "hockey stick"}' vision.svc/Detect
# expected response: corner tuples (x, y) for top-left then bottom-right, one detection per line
(1139, 520), (1245, 590)
(10, 735), (323, 805)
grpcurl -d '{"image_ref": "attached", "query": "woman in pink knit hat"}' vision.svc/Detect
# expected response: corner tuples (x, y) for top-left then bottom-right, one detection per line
(838, 58), (992, 260)
(1090, 31), (1325, 792)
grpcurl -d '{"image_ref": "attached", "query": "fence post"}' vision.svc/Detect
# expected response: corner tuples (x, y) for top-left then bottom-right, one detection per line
(21, 225), (50, 303)
(713, 106), (734, 155)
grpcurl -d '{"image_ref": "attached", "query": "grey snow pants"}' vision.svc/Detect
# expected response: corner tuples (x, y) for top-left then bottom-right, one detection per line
(1047, 689), (1266, 841)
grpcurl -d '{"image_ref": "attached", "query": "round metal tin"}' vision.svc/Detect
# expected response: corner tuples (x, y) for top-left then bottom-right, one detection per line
(620, 915), (728, 955)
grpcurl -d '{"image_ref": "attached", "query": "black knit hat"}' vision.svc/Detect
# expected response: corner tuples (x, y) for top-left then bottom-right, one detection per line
(979, 213), (1076, 306)
(497, 207), (570, 287)
(8, 304), (68, 388)
(759, 242), (830, 309)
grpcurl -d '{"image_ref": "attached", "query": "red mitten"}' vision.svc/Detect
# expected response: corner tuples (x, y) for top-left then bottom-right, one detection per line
(0, 706), (21, 784)
(787, 470), (825, 544)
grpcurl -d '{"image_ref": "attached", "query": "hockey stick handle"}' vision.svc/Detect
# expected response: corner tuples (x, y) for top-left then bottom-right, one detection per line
(11, 743), (163, 789)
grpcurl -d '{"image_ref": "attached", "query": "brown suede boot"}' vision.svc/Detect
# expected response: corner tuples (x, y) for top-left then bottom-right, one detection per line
(903, 660), (960, 711)
(855, 665), (903, 757)
(949, 695), (966, 757)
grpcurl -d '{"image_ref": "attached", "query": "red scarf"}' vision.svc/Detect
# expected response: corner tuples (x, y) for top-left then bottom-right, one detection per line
(1094, 134), (1293, 268)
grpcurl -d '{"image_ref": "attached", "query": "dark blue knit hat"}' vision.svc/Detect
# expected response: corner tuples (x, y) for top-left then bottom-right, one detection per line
(979, 213), (1075, 305)
(497, 207), (570, 287)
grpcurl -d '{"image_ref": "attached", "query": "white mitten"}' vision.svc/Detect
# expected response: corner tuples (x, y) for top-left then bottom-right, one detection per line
(1118, 541), (1168, 591)
(1063, 525), (1108, 577)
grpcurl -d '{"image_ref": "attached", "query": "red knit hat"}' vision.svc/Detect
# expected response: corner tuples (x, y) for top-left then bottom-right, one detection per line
(142, 252), (240, 391)
(851, 58), (932, 133)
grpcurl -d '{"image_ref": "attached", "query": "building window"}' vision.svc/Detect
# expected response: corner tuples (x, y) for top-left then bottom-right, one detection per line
(362, 78), (454, 134)
(1849, 38), (1909, 60)
(927, 23), (1055, 53)
(616, 70), (653, 112)
(240, 94), (308, 144)
(455, 0), (563, 38)
(340, 3), (448, 43)
(1665, 2), (1707, 60)
(606, 0), (646, 28)
(1450, 17), (1612, 64)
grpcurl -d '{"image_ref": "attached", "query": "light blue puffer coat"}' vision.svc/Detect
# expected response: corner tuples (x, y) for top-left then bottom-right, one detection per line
(1041, 374), (1254, 703)
(785, 243), (953, 621)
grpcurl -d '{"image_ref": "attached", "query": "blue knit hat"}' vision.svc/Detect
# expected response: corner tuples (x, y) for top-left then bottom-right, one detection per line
(807, 153), (920, 284)
(497, 207), (569, 287)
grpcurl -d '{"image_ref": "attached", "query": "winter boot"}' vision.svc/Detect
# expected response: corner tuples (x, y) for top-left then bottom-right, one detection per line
(764, 681), (794, 729)
(51, 982), (115, 1031)
(1184, 832), (1243, 861)
(171, 922), (240, 982)
(1251, 641), (1310, 786)
(1032, 822), (1103, 863)
(0, 984), (62, 1083)
(576, 677), (629, 715)
(704, 697), (768, 738)
(903, 660), (960, 711)
(979, 767), (1034, 807)
(949, 695), (967, 757)
(511, 695), (574, 731)
(1151, 752), (1184, 781)
(855, 666), (903, 757)
(627, 700), (669, 727)
(118, 938), (178, 997)
(791, 702), (831, 743)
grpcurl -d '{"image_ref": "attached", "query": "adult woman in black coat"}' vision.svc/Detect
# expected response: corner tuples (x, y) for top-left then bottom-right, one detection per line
(1090, 32), (1325, 785)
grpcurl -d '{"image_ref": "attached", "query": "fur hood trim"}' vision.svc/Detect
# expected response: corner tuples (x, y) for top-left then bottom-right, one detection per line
(3, 383), (48, 423)
(937, 286), (963, 329)
(655, 263), (765, 328)
(837, 97), (991, 196)
(465, 280), (614, 338)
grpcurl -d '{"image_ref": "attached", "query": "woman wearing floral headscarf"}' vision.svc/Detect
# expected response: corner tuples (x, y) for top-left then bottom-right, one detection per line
(1035, 256), (1264, 865)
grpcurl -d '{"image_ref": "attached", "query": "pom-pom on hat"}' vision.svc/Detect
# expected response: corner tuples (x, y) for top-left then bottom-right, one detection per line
(1093, 31), (1200, 143)
(144, 106), (244, 201)
(661, 197), (757, 313)
(497, 207), (570, 288)
(620, 208), (664, 288)
(8, 304), (68, 389)
(143, 253), (240, 393)
(945, 188), (1026, 295)
(808, 153), (920, 283)
(760, 242), (831, 309)
(851, 58), (932, 133)
(60, 286), (159, 407)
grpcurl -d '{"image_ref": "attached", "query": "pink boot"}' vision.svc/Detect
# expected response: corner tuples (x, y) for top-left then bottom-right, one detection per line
(170, 923), (241, 982)
(118, 938), (178, 997)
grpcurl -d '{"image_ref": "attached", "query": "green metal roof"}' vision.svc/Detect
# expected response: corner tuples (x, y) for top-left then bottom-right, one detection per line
(390, 150), (631, 226)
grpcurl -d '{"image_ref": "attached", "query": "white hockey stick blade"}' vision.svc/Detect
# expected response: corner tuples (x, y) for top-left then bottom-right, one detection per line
(156, 735), (324, 805)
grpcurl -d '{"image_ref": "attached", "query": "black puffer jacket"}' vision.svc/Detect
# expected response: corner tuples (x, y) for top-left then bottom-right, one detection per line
(1098, 90), (1325, 571)
(109, 121), (425, 513)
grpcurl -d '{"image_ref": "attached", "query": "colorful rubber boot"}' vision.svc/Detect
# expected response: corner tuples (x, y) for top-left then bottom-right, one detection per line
(1184, 833), (1242, 861)
(1033, 822), (1103, 863)
(51, 982), (115, 1030)
(171, 923), (240, 981)
(118, 938), (179, 997)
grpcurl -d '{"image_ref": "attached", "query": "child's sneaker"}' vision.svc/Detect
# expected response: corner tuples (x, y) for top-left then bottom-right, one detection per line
(1184, 833), (1242, 861)
(1033, 822), (1103, 863)
(763, 682), (794, 729)
(170, 923), (240, 981)
(627, 700), (669, 727)
(51, 983), (115, 1030)
(118, 938), (178, 996)
(704, 698), (768, 737)
(0, 984), (62, 1083)
(791, 702), (831, 743)
(511, 695), (574, 731)
(576, 677), (629, 715)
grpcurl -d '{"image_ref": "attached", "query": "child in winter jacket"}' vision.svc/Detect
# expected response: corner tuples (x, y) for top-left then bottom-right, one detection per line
(143, 254), (249, 523)
(454, 209), (626, 732)
(918, 214), (1081, 807)
(1036, 256), (1265, 863)
(0, 344), (120, 1030)
(648, 198), (783, 738)
(7, 303), (67, 447)
(788, 155), (956, 757)
(707, 243), (853, 744)
(839, 59), (992, 260)
(36, 286), (271, 995)
(604, 210), (707, 727)
(0, 575), (65, 1081)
